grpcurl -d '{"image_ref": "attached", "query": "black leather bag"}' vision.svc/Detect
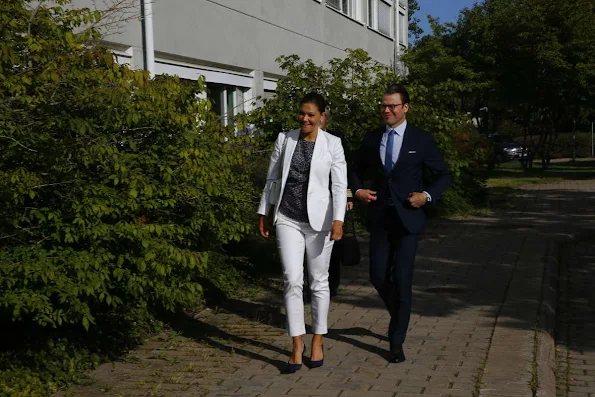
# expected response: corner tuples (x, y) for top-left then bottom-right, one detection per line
(336, 218), (360, 266)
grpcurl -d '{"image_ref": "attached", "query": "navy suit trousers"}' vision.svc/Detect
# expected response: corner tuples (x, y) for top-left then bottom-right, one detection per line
(369, 206), (419, 350)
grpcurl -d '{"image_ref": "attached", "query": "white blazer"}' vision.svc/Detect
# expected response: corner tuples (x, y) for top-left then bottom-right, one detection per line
(257, 128), (348, 232)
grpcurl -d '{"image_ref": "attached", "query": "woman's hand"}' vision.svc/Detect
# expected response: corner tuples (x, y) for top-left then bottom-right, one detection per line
(258, 215), (271, 238)
(330, 220), (343, 241)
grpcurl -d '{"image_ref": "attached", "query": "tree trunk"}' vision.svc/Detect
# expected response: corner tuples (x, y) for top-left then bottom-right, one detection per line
(541, 118), (558, 170)
(521, 112), (530, 170)
(572, 120), (576, 163)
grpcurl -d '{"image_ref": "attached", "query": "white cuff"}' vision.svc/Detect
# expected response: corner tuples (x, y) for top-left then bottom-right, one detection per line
(423, 191), (432, 202)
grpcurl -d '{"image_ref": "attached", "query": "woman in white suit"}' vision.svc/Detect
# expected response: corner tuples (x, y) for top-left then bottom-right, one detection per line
(257, 93), (347, 373)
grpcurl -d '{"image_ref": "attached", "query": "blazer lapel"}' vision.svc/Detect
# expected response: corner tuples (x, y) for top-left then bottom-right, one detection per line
(311, 127), (326, 165)
(282, 129), (299, 185)
(372, 127), (384, 170)
(394, 123), (414, 168)
(307, 128), (327, 185)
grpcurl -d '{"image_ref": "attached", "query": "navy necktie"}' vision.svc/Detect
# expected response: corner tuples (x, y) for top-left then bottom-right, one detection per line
(384, 129), (396, 175)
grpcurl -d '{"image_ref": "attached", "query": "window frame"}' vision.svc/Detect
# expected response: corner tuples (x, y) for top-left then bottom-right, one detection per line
(206, 83), (249, 127)
(398, 9), (407, 45)
(367, 0), (393, 38)
(377, 0), (392, 37)
(327, 0), (358, 20)
(367, 0), (377, 29)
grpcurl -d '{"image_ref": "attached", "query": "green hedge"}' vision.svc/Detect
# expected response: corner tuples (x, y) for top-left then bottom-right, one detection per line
(0, 2), (255, 395)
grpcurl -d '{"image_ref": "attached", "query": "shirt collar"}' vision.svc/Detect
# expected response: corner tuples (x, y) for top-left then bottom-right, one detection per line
(385, 120), (407, 136)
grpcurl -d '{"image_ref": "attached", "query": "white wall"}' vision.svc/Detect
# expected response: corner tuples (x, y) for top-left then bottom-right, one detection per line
(70, 0), (407, 113)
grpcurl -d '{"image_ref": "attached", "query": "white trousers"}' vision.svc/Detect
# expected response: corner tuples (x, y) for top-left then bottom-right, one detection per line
(276, 214), (335, 337)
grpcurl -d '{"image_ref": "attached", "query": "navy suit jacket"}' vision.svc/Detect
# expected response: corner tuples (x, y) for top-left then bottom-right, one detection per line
(352, 123), (451, 234)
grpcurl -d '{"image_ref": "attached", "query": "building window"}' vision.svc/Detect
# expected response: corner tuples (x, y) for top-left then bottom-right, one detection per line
(367, 0), (375, 27)
(206, 83), (247, 127)
(327, 0), (354, 18)
(263, 90), (276, 101)
(377, 0), (391, 36)
(398, 11), (407, 44)
(367, 0), (392, 37)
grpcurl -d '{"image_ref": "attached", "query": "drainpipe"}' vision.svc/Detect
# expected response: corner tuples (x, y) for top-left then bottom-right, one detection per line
(141, 0), (155, 76)
(393, 0), (398, 74)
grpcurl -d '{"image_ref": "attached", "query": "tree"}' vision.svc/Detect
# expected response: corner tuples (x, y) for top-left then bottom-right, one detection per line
(410, 0), (595, 168)
(0, 1), (255, 394)
(404, 17), (491, 117)
(407, 0), (423, 41)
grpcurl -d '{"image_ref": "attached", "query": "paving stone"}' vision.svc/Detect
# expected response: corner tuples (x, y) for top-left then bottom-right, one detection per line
(58, 178), (595, 397)
(556, 227), (595, 396)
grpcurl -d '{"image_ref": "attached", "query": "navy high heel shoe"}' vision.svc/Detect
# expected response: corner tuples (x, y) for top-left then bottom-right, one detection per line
(286, 345), (305, 374)
(310, 345), (324, 368)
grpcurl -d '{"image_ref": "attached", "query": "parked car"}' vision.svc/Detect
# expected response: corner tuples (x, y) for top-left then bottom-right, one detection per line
(488, 134), (531, 162)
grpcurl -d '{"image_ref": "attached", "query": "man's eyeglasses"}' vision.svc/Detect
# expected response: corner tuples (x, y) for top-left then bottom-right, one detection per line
(380, 103), (404, 111)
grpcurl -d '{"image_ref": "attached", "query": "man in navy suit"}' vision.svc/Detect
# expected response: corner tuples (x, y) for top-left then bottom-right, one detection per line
(352, 84), (451, 363)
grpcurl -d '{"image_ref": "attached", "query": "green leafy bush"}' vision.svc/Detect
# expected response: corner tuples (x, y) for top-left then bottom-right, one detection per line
(238, 49), (488, 215)
(0, 371), (48, 397)
(0, 1), (255, 394)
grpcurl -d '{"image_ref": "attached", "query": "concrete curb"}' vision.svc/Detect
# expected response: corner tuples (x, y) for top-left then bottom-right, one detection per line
(535, 240), (559, 397)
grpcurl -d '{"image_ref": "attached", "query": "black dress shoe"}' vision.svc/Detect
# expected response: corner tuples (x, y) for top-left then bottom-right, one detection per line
(389, 346), (406, 363)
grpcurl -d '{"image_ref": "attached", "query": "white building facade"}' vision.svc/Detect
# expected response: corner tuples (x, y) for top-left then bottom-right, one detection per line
(76, 0), (408, 124)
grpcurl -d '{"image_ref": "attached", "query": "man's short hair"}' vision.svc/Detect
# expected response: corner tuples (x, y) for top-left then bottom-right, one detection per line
(384, 83), (410, 104)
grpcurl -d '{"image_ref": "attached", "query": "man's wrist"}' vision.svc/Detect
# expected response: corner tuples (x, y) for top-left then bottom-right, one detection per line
(423, 191), (432, 202)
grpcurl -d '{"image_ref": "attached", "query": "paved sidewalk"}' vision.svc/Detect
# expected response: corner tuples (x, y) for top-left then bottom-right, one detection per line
(556, 235), (595, 397)
(61, 179), (595, 397)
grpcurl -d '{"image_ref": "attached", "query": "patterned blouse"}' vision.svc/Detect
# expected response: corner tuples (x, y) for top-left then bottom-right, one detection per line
(279, 137), (316, 223)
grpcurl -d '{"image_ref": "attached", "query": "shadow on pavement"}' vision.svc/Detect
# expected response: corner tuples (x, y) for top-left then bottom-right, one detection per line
(169, 313), (288, 373)
(187, 182), (595, 362)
